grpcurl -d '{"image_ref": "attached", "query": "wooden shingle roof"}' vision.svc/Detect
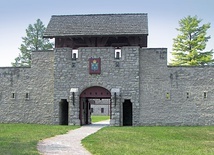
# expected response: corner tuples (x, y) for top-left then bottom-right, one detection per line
(43, 13), (148, 38)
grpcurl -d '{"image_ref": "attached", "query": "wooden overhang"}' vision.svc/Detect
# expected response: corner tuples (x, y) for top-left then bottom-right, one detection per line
(80, 86), (111, 99)
(44, 13), (148, 48)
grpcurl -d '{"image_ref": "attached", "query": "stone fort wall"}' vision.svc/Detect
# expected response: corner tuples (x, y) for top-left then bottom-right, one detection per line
(90, 99), (110, 116)
(0, 51), (54, 124)
(139, 48), (214, 125)
(0, 47), (213, 126)
(53, 47), (140, 126)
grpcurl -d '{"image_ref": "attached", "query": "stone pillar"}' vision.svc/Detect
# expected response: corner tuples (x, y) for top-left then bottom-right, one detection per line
(69, 88), (80, 125)
(110, 88), (121, 126)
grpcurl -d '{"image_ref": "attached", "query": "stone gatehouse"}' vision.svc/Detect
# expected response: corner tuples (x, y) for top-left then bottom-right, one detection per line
(0, 13), (213, 126)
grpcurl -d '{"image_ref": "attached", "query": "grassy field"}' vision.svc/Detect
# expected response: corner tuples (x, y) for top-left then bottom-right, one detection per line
(1, 122), (213, 155)
(0, 124), (79, 155)
(91, 115), (110, 123)
(82, 126), (214, 155)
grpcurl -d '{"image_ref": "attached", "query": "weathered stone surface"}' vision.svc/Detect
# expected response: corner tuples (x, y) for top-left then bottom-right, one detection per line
(139, 48), (214, 126)
(0, 51), (54, 124)
(0, 48), (213, 126)
(54, 47), (140, 126)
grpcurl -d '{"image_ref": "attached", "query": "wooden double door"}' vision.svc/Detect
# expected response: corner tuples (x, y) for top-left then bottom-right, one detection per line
(80, 98), (91, 125)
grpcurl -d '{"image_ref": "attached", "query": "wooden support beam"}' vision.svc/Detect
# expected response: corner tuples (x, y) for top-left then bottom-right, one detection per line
(97, 37), (109, 47)
(91, 37), (96, 47)
(139, 36), (147, 47)
(85, 38), (91, 47)
(128, 36), (140, 46)
(101, 37), (109, 46)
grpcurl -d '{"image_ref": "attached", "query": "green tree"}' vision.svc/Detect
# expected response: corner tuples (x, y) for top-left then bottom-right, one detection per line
(12, 19), (53, 67)
(171, 15), (213, 66)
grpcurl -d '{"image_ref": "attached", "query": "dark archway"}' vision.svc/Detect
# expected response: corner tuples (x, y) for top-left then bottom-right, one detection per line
(123, 99), (133, 126)
(59, 99), (69, 125)
(79, 86), (111, 125)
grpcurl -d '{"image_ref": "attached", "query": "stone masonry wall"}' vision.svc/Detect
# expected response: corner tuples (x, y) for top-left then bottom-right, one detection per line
(139, 48), (214, 126)
(53, 47), (140, 126)
(0, 51), (54, 124)
(1, 47), (213, 126)
(91, 99), (110, 116)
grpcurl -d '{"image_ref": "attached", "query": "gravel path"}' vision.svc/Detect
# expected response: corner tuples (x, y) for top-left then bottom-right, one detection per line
(37, 120), (109, 155)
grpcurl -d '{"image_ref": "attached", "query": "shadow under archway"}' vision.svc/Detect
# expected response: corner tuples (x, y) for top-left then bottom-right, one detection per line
(79, 86), (111, 126)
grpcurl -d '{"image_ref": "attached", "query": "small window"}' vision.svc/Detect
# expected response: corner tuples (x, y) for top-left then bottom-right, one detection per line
(203, 91), (207, 99)
(115, 49), (121, 59)
(186, 92), (190, 99)
(72, 49), (78, 60)
(12, 93), (16, 99)
(166, 92), (170, 100)
(25, 93), (30, 100)
(101, 108), (104, 113)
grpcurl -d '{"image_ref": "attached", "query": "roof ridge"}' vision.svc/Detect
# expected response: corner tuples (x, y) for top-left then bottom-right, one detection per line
(51, 13), (147, 17)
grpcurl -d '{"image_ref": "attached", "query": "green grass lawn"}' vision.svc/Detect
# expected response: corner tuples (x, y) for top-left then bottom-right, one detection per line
(82, 126), (214, 155)
(91, 115), (110, 123)
(0, 124), (79, 155)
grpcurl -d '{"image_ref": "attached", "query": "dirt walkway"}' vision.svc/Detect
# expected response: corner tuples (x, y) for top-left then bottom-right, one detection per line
(37, 120), (109, 155)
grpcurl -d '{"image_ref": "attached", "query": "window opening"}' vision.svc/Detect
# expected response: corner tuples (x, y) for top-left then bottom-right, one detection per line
(25, 93), (30, 100)
(115, 49), (121, 59)
(72, 49), (78, 60)
(12, 93), (16, 99)
(186, 92), (190, 99)
(204, 91), (207, 99)
(166, 92), (170, 100)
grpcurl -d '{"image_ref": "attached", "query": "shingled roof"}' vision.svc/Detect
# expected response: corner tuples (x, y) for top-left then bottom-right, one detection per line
(43, 13), (148, 38)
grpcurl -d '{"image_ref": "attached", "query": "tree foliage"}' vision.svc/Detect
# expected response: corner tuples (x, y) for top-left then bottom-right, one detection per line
(12, 19), (53, 67)
(171, 16), (213, 66)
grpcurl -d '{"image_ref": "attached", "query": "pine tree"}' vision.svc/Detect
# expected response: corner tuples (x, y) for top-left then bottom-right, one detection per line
(171, 16), (213, 66)
(12, 19), (53, 67)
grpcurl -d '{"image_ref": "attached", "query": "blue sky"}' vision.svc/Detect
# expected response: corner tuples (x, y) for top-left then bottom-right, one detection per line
(0, 0), (213, 66)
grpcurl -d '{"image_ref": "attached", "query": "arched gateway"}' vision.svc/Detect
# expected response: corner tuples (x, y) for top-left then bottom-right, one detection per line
(79, 86), (111, 125)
